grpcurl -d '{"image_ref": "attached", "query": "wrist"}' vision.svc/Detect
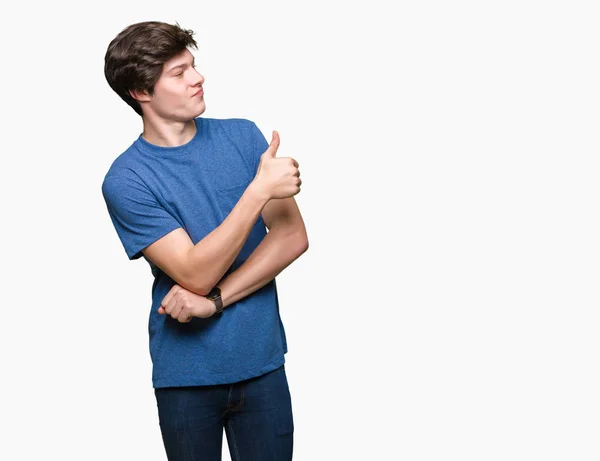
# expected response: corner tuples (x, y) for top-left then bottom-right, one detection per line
(247, 180), (270, 205)
(205, 286), (224, 315)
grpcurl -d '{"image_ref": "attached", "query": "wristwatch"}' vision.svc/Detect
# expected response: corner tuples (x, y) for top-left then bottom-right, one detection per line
(206, 286), (224, 314)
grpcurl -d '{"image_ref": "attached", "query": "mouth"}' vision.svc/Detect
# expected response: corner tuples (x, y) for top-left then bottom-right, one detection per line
(193, 88), (204, 97)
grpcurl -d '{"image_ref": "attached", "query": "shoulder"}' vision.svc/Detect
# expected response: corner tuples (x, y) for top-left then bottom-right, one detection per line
(101, 161), (148, 204)
(102, 140), (136, 174)
(200, 117), (257, 139)
(201, 116), (255, 127)
(102, 163), (140, 189)
(101, 140), (149, 189)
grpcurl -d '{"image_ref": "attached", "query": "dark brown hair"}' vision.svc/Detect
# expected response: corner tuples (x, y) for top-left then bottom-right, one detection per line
(104, 21), (198, 116)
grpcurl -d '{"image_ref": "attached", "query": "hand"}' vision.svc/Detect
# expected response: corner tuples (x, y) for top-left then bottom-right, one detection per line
(253, 131), (302, 200)
(158, 285), (217, 323)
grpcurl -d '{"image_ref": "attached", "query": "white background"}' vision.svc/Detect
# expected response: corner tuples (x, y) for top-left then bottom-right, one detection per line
(1, 0), (598, 460)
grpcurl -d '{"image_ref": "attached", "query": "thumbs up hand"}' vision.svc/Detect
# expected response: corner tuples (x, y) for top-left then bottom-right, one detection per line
(253, 131), (302, 200)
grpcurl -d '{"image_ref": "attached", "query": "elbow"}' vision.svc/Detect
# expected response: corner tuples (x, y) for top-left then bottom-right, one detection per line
(277, 223), (308, 256)
(179, 251), (212, 296)
(294, 230), (309, 256)
(191, 279), (211, 297)
(300, 236), (309, 254)
(180, 271), (211, 296)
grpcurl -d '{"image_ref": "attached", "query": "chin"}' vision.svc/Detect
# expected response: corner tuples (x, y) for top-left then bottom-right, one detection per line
(192, 101), (206, 118)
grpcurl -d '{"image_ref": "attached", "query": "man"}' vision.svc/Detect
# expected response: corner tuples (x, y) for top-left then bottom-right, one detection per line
(101, 20), (308, 461)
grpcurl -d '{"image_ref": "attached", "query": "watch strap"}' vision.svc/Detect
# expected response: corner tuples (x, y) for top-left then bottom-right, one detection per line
(207, 287), (224, 314)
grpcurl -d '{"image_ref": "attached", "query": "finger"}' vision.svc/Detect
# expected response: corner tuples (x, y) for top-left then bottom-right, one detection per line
(171, 303), (183, 320)
(158, 306), (165, 314)
(174, 290), (192, 319)
(280, 156), (298, 168)
(165, 293), (179, 315)
(161, 285), (180, 310)
(178, 308), (192, 323)
(170, 293), (186, 319)
(266, 130), (280, 158)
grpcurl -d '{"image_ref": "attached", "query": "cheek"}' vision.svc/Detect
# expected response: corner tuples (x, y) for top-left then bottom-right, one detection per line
(169, 87), (188, 103)
(154, 84), (179, 101)
(152, 83), (189, 109)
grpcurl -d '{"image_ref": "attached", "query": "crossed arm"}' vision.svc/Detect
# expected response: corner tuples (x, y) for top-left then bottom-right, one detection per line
(142, 184), (308, 307)
(216, 196), (308, 307)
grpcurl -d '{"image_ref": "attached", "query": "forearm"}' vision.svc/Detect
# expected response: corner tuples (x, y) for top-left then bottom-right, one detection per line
(216, 227), (308, 308)
(186, 181), (269, 294)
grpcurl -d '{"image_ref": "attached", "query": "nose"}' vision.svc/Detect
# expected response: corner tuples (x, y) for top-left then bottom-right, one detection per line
(193, 69), (205, 86)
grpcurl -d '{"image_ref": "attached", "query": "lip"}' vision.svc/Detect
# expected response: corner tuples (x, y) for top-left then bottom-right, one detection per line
(193, 88), (204, 97)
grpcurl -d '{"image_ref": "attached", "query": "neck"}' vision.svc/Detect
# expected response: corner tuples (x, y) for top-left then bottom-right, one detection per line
(140, 115), (197, 147)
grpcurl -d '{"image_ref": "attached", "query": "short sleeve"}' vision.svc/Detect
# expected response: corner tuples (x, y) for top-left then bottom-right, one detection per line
(101, 173), (182, 260)
(248, 121), (270, 175)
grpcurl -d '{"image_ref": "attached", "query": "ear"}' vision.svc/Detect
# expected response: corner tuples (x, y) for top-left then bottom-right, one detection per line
(129, 88), (151, 102)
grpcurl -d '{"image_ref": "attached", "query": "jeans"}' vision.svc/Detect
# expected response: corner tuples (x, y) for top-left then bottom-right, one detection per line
(154, 364), (294, 461)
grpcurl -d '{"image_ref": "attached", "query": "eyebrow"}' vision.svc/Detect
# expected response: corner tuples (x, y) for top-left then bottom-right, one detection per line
(167, 59), (195, 73)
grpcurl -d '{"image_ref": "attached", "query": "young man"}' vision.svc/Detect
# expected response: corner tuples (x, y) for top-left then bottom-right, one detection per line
(101, 21), (308, 461)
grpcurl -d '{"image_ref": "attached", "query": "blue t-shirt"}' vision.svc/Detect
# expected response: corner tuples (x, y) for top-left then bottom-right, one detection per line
(101, 117), (288, 388)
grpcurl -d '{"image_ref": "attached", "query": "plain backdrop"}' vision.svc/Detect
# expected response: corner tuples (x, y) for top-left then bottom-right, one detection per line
(1, 1), (599, 460)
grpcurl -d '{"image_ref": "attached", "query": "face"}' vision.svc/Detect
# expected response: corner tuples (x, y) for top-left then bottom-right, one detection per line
(138, 48), (206, 121)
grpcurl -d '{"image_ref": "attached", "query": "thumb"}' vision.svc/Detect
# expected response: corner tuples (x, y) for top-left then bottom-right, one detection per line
(265, 130), (280, 158)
